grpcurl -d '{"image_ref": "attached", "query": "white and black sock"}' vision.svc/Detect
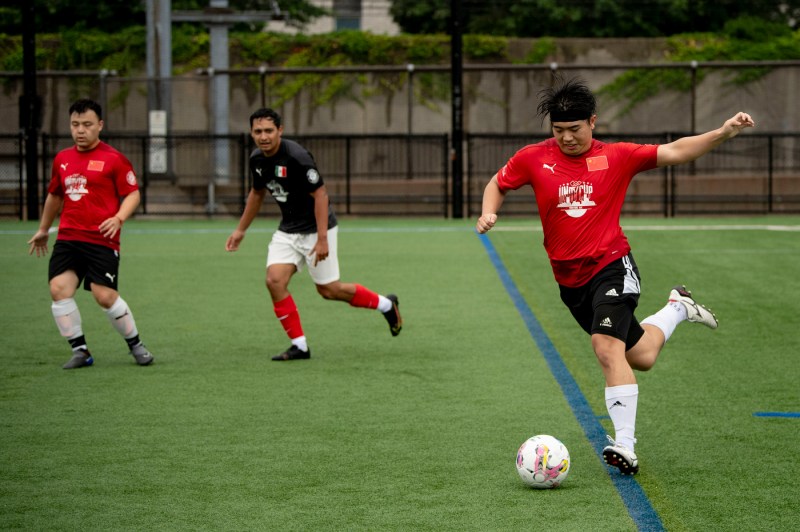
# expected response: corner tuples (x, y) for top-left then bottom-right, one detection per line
(605, 384), (639, 451)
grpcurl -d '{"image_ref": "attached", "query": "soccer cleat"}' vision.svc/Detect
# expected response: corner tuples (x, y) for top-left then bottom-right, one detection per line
(272, 345), (311, 361)
(130, 344), (154, 366)
(62, 349), (94, 369)
(603, 436), (639, 475)
(382, 294), (403, 336)
(669, 285), (718, 329)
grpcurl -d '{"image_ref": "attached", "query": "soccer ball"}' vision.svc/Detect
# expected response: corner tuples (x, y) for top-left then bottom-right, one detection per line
(515, 435), (570, 489)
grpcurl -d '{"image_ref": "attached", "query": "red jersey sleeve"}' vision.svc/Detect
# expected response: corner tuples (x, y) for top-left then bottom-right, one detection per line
(496, 144), (542, 192)
(49, 142), (139, 251)
(112, 152), (140, 196)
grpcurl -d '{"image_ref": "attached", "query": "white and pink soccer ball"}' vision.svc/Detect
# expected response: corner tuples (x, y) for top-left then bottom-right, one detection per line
(516, 435), (571, 488)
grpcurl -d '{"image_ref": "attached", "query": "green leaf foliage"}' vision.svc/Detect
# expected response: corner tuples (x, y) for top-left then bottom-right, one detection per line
(598, 17), (800, 116)
(2, 19), (799, 111)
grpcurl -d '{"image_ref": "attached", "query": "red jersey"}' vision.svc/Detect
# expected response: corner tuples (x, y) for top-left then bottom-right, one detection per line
(496, 138), (658, 287)
(48, 141), (139, 251)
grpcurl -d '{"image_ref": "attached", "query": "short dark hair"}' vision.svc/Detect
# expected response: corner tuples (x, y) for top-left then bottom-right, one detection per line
(537, 77), (596, 123)
(69, 99), (102, 120)
(249, 108), (282, 129)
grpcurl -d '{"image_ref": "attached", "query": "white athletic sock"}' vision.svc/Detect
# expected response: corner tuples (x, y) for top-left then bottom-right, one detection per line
(51, 298), (83, 340)
(291, 336), (308, 352)
(605, 384), (639, 451)
(640, 300), (687, 343)
(377, 295), (392, 313)
(105, 296), (139, 340)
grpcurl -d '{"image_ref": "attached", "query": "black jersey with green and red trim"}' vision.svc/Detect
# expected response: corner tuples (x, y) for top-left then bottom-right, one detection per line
(249, 138), (337, 234)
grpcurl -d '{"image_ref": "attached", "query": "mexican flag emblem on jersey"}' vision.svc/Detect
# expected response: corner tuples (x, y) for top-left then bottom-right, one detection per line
(275, 166), (287, 177)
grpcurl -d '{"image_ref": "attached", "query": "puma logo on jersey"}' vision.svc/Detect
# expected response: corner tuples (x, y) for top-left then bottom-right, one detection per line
(543, 163), (556, 174)
(105, 273), (116, 283)
(255, 167), (262, 176)
(60, 163), (68, 171)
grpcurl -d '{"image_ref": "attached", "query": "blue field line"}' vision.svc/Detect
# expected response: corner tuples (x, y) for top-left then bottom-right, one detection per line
(753, 412), (800, 418)
(478, 232), (664, 532)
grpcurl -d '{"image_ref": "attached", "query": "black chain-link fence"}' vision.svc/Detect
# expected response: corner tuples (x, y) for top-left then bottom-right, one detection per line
(467, 132), (800, 217)
(3, 131), (798, 219)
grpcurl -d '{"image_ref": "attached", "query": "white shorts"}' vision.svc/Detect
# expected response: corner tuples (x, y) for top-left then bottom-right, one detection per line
(267, 226), (340, 285)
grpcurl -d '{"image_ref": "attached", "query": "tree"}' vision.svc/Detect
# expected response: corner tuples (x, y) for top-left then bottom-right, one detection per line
(0, 0), (326, 35)
(390, 0), (800, 37)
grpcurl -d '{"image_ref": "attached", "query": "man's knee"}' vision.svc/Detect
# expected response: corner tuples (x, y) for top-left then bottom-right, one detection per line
(592, 334), (627, 367)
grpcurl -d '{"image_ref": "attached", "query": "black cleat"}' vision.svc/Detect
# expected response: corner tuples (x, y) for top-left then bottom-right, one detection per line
(382, 294), (403, 336)
(272, 345), (311, 361)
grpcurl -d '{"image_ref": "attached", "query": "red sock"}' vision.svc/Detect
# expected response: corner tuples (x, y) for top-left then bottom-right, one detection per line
(273, 295), (304, 340)
(349, 284), (380, 309)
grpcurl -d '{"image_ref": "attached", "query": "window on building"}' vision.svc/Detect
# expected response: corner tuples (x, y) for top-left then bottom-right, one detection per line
(334, 0), (360, 30)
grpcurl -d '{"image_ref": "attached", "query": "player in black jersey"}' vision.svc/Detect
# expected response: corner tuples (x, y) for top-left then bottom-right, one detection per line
(226, 108), (402, 360)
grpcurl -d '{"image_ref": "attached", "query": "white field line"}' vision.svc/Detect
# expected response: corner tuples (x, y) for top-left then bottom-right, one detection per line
(1, 224), (799, 236)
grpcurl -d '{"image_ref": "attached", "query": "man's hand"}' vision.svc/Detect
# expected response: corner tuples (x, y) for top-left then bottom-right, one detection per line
(722, 112), (755, 139)
(311, 236), (329, 266)
(476, 213), (498, 234)
(226, 230), (245, 252)
(27, 229), (50, 257)
(99, 216), (123, 239)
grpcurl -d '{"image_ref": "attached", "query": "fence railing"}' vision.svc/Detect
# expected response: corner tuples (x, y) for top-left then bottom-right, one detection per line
(466, 132), (800, 217)
(2, 132), (798, 219)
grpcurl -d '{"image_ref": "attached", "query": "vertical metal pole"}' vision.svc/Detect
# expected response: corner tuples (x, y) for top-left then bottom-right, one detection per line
(767, 135), (774, 213)
(17, 132), (24, 220)
(22, 1), (40, 220)
(99, 70), (109, 126)
(407, 64), (414, 137)
(442, 133), (449, 218)
(140, 136), (149, 214)
(260, 65), (267, 108)
(345, 136), (351, 214)
(240, 133), (247, 213)
(158, 0), (172, 126)
(146, 0), (157, 111)
(450, 0), (464, 219)
(406, 63), (414, 181)
(690, 61), (697, 134)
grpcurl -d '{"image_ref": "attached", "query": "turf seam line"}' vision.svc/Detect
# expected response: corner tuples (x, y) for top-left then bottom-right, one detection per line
(478, 231), (664, 532)
(2, 223), (799, 237)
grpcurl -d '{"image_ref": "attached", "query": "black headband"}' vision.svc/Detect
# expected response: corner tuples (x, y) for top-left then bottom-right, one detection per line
(549, 109), (592, 123)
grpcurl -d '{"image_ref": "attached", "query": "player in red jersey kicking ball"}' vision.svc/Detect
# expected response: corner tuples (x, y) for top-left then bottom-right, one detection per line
(477, 78), (753, 474)
(28, 99), (154, 369)
(226, 108), (402, 361)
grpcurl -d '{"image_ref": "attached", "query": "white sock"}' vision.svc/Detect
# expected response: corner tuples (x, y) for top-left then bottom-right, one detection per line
(291, 336), (308, 352)
(105, 296), (139, 340)
(605, 384), (639, 451)
(51, 298), (83, 340)
(377, 295), (392, 313)
(641, 300), (687, 343)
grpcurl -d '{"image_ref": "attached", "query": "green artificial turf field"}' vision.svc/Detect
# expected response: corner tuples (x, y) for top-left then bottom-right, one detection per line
(1, 216), (798, 531)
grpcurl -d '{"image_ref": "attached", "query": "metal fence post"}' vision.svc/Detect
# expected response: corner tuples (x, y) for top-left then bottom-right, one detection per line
(768, 135), (774, 213)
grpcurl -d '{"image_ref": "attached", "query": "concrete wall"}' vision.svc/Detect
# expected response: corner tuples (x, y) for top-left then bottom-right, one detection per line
(4, 38), (799, 137)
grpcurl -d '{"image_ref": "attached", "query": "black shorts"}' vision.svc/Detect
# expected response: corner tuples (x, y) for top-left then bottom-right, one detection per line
(49, 240), (120, 292)
(558, 253), (644, 351)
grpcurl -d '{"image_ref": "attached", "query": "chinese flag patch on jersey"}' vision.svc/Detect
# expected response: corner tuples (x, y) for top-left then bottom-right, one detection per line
(87, 160), (105, 172)
(586, 156), (608, 172)
(275, 166), (287, 178)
